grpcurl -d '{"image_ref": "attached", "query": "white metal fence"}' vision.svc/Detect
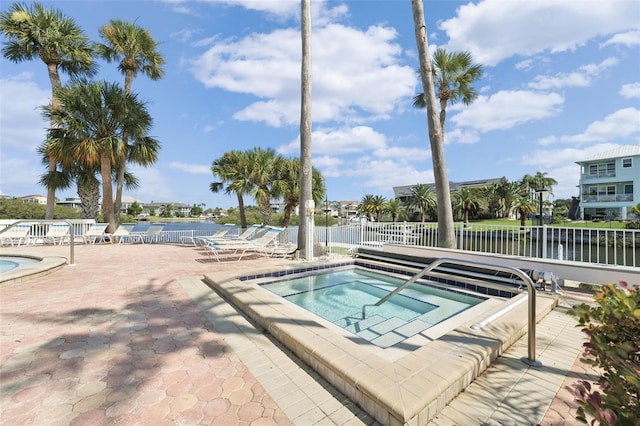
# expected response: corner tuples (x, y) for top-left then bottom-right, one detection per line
(2, 220), (637, 268)
(291, 221), (639, 268)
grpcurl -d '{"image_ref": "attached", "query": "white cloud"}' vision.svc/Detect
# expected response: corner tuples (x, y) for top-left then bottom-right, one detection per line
(0, 74), (49, 151)
(126, 166), (173, 202)
(440, 0), (640, 66)
(601, 30), (640, 47)
(620, 82), (640, 99)
(560, 108), (640, 144)
(451, 90), (564, 133)
(168, 162), (211, 175)
(341, 157), (433, 196)
(190, 22), (416, 127)
(278, 126), (387, 156)
(528, 57), (618, 90)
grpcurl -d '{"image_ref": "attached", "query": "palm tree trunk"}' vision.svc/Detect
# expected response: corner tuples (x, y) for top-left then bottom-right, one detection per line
(411, 0), (456, 248)
(236, 192), (247, 229)
(45, 63), (63, 219)
(298, 0), (313, 256)
(100, 151), (116, 233)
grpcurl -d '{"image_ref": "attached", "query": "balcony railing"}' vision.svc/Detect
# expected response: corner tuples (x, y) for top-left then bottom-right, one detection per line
(581, 194), (634, 203)
(583, 172), (616, 179)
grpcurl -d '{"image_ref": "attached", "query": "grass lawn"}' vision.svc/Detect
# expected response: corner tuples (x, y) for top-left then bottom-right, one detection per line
(468, 218), (628, 230)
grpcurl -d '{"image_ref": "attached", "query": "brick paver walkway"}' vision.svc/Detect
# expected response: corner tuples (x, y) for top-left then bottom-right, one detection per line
(1, 244), (295, 425)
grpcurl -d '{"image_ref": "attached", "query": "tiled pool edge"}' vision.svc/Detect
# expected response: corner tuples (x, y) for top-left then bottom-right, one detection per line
(203, 263), (557, 425)
(0, 253), (67, 286)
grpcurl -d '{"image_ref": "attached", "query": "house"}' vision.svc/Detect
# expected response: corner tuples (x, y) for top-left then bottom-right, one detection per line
(576, 145), (640, 220)
(18, 195), (46, 204)
(56, 197), (83, 209)
(393, 178), (504, 203)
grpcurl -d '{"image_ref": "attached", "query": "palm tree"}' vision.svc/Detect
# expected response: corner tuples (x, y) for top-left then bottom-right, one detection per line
(42, 79), (157, 233)
(210, 150), (252, 229)
(405, 184), (436, 222)
(514, 194), (537, 228)
(271, 157), (325, 228)
(410, 0), (456, 248)
(385, 198), (407, 222)
(95, 19), (165, 225)
(370, 195), (387, 222)
(1, 2), (95, 219)
(358, 194), (377, 221)
(298, 0), (313, 257)
(412, 48), (484, 132)
(245, 148), (284, 226)
(453, 187), (484, 224)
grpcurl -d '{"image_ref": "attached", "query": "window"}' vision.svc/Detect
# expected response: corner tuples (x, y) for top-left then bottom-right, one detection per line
(624, 184), (633, 194)
(622, 158), (632, 168)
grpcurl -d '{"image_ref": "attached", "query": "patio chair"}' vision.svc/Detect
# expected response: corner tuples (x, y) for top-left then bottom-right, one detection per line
(111, 223), (137, 243)
(42, 223), (70, 245)
(81, 223), (110, 244)
(0, 223), (33, 246)
(132, 223), (166, 244)
(203, 226), (284, 262)
(197, 224), (262, 247)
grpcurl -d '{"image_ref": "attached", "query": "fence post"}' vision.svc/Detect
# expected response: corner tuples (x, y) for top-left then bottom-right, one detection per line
(541, 224), (548, 259)
(458, 221), (464, 250)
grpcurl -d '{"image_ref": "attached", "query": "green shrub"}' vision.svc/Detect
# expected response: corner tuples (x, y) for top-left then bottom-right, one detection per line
(567, 281), (640, 425)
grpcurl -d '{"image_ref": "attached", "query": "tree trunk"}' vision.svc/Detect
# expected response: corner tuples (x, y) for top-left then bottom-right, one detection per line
(78, 175), (100, 220)
(100, 151), (115, 233)
(411, 0), (456, 248)
(45, 63), (63, 219)
(297, 0), (313, 256)
(236, 192), (247, 229)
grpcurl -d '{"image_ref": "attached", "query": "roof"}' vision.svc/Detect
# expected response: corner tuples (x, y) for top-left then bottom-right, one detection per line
(393, 177), (504, 197)
(575, 145), (640, 164)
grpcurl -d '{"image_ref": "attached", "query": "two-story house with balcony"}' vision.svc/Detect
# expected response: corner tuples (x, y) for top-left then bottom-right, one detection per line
(576, 145), (640, 220)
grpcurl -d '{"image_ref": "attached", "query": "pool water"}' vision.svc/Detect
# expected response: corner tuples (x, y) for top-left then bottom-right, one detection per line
(0, 257), (38, 273)
(261, 269), (484, 348)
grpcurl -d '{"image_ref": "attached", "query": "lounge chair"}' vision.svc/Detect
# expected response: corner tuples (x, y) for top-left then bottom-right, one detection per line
(0, 223), (33, 246)
(141, 223), (166, 243)
(203, 226), (284, 262)
(197, 224), (263, 247)
(111, 223), (137, 243)
(81, 223), (110, 244)
(42, 223), (70, 245)
(126, 223), (166, 244)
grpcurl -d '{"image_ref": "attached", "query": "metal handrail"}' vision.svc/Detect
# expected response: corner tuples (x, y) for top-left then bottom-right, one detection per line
(362, 257), (540, 366)
(0, 219), (75, 265)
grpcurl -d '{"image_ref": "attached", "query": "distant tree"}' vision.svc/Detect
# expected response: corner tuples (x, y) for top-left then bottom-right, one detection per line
(1, 2), (95, 219)
(245, 147), (285, 226)
(358, 194), (376, 220)
(514, 194), (537, 227)
(453, 187), (484, 224)
(190, 204), (203, 217)
(405, 184), (436, 222)
(271, 157), (325, 228)
(127, 201), (142, 217)
(385, 198), (408, 222)
(210, 150), (251, 229)
(160, 203), (173, 218)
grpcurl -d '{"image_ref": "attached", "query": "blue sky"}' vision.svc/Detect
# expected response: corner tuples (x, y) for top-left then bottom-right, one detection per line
(1, 0), (639, 210)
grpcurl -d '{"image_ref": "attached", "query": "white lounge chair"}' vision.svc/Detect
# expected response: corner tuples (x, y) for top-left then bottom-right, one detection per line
(111, 223), (137, 243)
(197, 224), (263, 247)
(0, 223), (33, 246)
(42, 223), (70, 245)
(81, 223), (109, 244)
(203, 226), (284, 262)
(126, 223), (166, 244)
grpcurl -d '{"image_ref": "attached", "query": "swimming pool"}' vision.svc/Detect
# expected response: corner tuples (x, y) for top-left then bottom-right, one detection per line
(0, 256), (39, 273)
(203, 260), (557, 425)
(0, 254), (66, 285)
(261, 269), (484, 348)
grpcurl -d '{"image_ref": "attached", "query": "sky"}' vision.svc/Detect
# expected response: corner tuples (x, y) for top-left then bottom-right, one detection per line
(1, 0), (639, 210)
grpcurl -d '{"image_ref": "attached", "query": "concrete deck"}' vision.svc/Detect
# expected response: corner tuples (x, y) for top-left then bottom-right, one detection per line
(0, 243), (598, 425)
